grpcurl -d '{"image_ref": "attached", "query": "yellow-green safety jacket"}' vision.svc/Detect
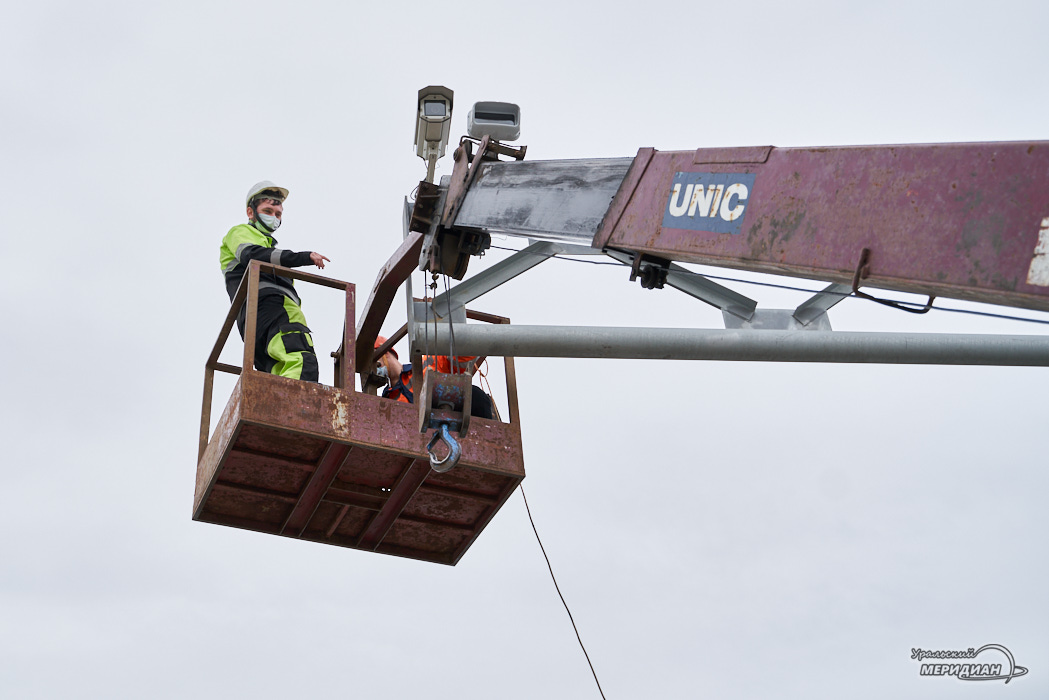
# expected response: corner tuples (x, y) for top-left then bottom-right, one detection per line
(219, 222), (315, 305)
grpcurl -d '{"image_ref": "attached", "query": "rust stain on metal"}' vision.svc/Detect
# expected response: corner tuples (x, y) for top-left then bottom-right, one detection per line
(331, 392), (352, 434)
(602, 141), (1049, 311)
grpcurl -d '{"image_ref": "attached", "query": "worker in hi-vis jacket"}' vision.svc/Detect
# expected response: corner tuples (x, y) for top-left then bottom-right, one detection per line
(219, 181), (330, 381)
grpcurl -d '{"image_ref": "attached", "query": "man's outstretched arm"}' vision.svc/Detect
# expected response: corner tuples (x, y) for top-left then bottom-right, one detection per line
(222, 227), (330, 271)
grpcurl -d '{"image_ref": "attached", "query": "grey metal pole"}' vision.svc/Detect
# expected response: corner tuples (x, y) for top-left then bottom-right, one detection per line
(412, 323), (1049, 367)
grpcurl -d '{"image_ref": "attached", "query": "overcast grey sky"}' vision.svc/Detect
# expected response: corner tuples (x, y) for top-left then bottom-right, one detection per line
(3, 1), (1047, 698)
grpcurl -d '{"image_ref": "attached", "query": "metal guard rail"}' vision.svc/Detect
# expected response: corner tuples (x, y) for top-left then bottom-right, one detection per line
(198, 260), (355, 462)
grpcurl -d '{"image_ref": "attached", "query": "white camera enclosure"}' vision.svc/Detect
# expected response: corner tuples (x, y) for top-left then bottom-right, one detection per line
(415, 86), (454, 161)
(467, 101), (521, 142)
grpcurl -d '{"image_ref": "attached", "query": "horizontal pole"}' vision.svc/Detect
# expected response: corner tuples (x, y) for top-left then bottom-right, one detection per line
(412, 323), (1049, 366)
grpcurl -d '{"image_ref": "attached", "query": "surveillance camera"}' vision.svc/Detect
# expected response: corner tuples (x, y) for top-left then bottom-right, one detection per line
(467, 101), (520, 142)
(415, 86), (454, 182)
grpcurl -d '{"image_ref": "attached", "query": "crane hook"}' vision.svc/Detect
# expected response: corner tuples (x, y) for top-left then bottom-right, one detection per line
(426, 423), (462, 473)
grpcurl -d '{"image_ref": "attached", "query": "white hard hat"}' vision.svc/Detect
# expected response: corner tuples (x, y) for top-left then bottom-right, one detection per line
(246, 180), (290, 206)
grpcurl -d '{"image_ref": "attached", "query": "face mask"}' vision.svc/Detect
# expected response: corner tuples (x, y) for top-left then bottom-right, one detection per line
(375, 365), (389, 381)
(258, 212), (281, 232)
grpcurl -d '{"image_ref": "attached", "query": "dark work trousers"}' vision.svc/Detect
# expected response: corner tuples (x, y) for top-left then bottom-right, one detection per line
(237, 293), (319, 382)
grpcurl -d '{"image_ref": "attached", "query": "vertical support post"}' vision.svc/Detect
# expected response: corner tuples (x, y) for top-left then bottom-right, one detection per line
(199, 271), (250, 462)
(461, 310), (518, 425)
(198, 367), (215, 463)
(489, 314), (519, 426)
(242, 261), (260, 375)
(504, 355), (520, 426)
(425, 155), (438, 184)
(343, 282), (356, 389)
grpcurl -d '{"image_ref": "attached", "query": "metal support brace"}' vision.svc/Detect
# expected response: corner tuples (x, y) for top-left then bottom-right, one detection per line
(536, 241), (607, 257)
(431, 243), (759, 323)
(793, 283), (852, 326)
(431, 240), (593, 317)
(605, 250), (757, 321)
(723, 308), (831, 331)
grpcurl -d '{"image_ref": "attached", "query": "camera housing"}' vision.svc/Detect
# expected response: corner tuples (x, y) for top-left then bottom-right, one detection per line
(415, 86), (454, 182)
(467, 101), (521, 142)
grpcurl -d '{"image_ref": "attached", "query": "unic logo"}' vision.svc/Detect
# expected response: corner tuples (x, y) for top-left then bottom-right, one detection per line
(912, 644), (1028, 684)
(662, 172), (756, 235)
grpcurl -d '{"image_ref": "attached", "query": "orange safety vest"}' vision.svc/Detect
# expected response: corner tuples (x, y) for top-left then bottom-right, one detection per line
(382, 358), (475, 405)
(383, 368), (414, 403)
(422, 354), (475, 375)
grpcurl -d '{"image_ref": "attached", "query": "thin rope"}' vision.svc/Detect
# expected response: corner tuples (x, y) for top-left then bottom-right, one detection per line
(476, 358), (492, 393)
(520, 485), (607, 700)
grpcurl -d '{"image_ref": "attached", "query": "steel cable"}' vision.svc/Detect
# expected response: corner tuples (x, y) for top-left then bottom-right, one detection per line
(520, 485), (607, 700)
(443, 272), (456, 368)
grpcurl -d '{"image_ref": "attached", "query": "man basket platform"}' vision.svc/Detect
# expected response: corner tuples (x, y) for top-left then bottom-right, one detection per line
(194, 260), (524, 565)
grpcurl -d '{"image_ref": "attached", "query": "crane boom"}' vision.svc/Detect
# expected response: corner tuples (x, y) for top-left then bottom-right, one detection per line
(355, 136), (1049, 376)
(442, 140), (1049, 311)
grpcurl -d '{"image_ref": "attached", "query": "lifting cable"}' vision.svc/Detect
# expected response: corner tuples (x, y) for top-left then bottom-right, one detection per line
(488, 243), (1049, 327)
(520, 484), (608, 700)
(421, 269), (477, 470)
(443, 272), (457, 365)
(422, 271), (460, 365)
(421, 269), (432, 362)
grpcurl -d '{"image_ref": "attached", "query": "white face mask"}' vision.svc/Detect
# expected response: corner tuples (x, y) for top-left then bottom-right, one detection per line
(258, 212), (281, 232)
